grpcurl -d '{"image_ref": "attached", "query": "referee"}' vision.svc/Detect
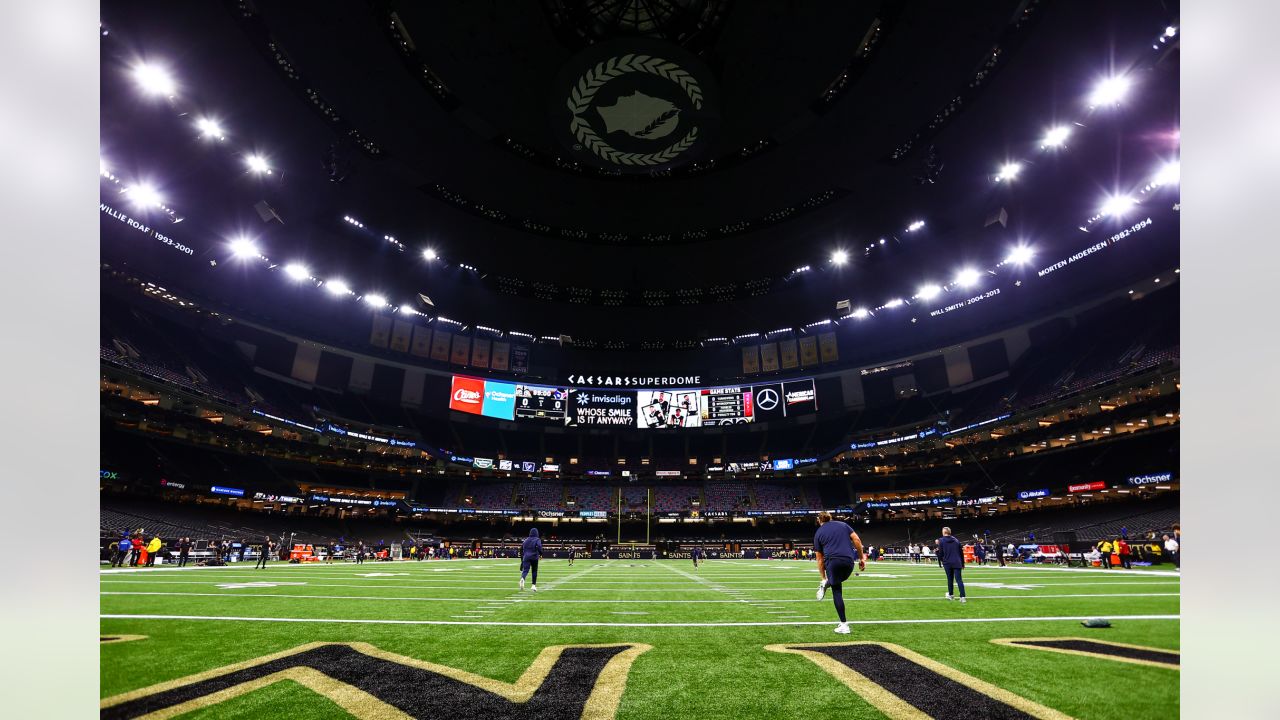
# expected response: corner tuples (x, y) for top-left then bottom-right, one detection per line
(813, 512), (866, 634)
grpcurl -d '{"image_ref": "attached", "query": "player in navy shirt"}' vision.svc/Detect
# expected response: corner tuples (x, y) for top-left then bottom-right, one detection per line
(519, 527), (542, 592)
(937, 527), (967, 603)
(692, 546), (703, 569)
(813, 511), (866, 634)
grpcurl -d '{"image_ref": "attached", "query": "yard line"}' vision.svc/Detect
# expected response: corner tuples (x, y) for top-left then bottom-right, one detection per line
(100, 613), (1181, 628)
(102, 591), (1177, 604)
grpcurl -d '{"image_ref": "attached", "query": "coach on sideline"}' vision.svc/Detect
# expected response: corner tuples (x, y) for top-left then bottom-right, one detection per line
(938, 527), (967, 603)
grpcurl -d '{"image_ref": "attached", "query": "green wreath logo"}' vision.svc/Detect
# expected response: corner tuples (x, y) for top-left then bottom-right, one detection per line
(567, 54), (703, 167)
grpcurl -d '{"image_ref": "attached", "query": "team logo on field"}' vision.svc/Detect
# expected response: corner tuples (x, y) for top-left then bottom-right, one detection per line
(100, 641), (651, 719)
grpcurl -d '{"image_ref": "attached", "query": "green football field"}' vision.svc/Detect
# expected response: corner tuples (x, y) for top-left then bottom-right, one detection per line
(100, 558), (1179, 719)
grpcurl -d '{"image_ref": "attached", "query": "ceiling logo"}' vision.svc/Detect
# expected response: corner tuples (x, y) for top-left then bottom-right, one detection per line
(555, 40), (718, 173)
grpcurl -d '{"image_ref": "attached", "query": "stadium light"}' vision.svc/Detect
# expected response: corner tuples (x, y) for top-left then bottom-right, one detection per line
(850, 307), (870, 319)
(1041, 125), (1071, 148)
(953, 268), (981, 288)
(1151, 160), (1180, 187)
(1099, 194), (1136, 217)
(324, 279), (351, 296)
(1165, 25), (1178, 38)
(1089, 75), (1131, 107)
(916, 284), (941, 300)
(883, 298), (904, 309)
(245, 154), (271, 174)
(423, 247), (438, 261)
(229, 237), (259, 258)
(283, 263), (310, 280)
(125, 183), (163, 210)
(131, 62), (176, 97)
(363, 294), (388, 308)
(196, 117), (225, 139)
(830, 249), (848, 265)
(905, 220), (925, 233)
(994, 162), (1022, 182)
(1005, 245), (1035, 265)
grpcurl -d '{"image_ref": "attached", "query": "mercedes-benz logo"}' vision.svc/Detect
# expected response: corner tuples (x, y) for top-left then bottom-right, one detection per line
(756, 388), (779, 411)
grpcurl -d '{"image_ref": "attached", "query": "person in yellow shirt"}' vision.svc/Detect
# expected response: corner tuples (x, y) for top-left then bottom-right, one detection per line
(145, 535), (162, 566)
(1096, 539), (1113, 569)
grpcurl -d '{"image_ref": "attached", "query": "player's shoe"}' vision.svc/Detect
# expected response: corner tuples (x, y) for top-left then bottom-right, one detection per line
(816, 578), (828, 601)
(519, 578), (525, 591)
(834, 622), (850, 634)
(959, 597), (967, 604)
(531, 584), (538, 592)
(945, 593), (953, 601)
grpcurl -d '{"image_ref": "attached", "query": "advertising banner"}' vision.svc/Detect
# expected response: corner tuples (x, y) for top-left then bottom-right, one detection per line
(566, 389), (637, 427)
(449, 376), (484, 415)
(481, 381), (517, 420)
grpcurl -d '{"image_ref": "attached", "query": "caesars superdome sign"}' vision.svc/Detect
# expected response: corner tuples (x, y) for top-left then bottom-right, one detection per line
(553, 39), (719, 173)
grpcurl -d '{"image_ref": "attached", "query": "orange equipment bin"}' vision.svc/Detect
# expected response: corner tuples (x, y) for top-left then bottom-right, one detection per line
(963, 544), (976, 563)
(290, 544), (317, 562)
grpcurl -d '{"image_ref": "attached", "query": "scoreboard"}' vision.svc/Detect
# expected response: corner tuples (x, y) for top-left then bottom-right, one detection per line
(700, 386), (754, 425)
(514, 384), (568, 422)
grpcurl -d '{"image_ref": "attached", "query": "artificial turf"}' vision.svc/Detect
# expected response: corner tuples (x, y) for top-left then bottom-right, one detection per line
(100, 558), (1179, 718)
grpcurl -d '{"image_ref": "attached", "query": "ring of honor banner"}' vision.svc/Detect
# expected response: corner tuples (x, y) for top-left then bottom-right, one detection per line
(491, 341), (510, 371)
(818, 331), (839, 364)
(742, 345), (761, 375)
(779, 338), (799, 370)
(430, 330), (452, 362)
(390, 320), (413, 353)
(471, 338), (491, 369)
(410, 326), (433, 358)
(799, 336), (819, 367)
(369, 315), (392, 348)
(511, 345), (530, 374)
(760, 342), (780, 372)
(450, 335), (472, 365)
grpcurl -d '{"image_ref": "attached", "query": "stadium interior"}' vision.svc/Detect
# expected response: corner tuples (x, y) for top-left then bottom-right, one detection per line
(99, 2), (1181, 718)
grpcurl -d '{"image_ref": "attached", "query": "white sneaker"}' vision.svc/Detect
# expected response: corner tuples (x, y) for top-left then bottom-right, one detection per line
(945, 593), (953, 601)
(834, 623), (850, 634)
(816, 579), (828, 601)
(960, 597), (967, 604)
(519, 578), (525, 591)
(531, 584), (538, 592)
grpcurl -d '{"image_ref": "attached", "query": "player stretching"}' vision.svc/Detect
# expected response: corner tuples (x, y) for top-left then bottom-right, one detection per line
(814, 512), (866, 634)
(938, 527), (967, 603)
(692, 545), (703, 569)
(519, 527), (542, 592)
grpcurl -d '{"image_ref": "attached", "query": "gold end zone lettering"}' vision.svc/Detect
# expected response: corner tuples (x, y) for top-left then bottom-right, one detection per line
(100, 641), (651, 720)
(991, 638), (1180, 670)
(765, 642), (1074, 720)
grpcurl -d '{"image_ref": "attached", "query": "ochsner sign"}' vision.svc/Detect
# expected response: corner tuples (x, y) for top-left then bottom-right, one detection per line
(1126, 472), (1174, 486)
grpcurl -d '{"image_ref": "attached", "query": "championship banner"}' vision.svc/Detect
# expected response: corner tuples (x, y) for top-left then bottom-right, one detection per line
(779, 338), (799, 369)
(742, 345), (761, 375)
(450, 335), (471, 365)
(511, 345), (530, 374)
(410, 325), (432, 358)
(369, 315), (392, 348)
(818, 331), (839, 364)
(760, 342), (780, 372)
(390, 320), (413, 353)
(799, 336), (819, 366)
(491, 341), (510, 371)
(430, 330), (452, 362)
(471, 338), (491, 369)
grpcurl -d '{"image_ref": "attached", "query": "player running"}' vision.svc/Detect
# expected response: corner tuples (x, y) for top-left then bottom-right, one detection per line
(813, 512), (866, 634)
(519, 527), (542, 592)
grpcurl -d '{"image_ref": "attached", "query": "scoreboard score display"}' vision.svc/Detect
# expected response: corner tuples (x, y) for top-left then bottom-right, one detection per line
(700, 386), (753, 425)
(514, 384), (568, 422)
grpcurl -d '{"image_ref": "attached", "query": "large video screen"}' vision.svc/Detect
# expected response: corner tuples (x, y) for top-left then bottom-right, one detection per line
(450, 376), (817, 429)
